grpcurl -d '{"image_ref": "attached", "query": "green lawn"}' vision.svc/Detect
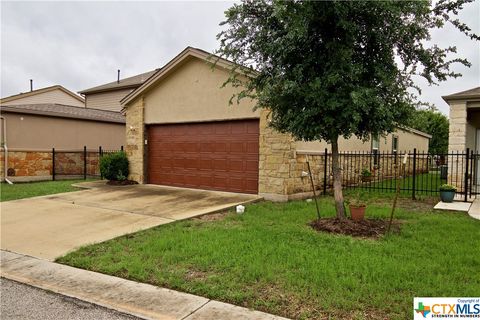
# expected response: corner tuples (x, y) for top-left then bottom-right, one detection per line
(57, 194), (480, 319)
(0, 179), (92, 201)
(348, 172), (446, 196)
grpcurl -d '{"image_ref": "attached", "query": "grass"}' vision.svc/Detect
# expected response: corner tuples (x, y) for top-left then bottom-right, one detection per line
(350, 172), (446, 196)
(57, 193), (480, 319)
(0, 179), (93, 201)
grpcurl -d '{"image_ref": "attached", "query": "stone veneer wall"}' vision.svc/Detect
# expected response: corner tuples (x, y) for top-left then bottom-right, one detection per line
(447, 101), (467, 191)
(125, 97), (146, 183)
(0, 150), (101, 181)
(258, 110), (297, 201)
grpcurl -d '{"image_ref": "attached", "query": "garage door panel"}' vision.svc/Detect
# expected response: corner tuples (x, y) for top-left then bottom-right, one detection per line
(147, 119), (259, 194)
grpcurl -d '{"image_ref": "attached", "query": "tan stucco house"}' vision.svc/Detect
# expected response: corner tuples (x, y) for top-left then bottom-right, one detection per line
(117, 47), (431, 201)
(0, 85), (85, 108)
(1, 85), (126, 181)
(79, 70), (158, 112)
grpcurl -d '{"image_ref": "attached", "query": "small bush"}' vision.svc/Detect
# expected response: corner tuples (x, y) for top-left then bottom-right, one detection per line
(361, 168), (372, 177)
(439, 184), (456, 192)
(100, 151), (129, 181)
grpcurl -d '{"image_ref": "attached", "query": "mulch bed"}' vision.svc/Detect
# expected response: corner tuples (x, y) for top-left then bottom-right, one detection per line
(309, 218), (401, 239)
(106, 180), (139, 186)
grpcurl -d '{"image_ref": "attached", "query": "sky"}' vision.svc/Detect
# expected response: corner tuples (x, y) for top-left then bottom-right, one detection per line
(1, 1), (479, 115)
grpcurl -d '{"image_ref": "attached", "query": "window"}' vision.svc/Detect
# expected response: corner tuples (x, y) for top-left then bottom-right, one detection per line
(372, 134), (380, 166)
(392, 135), (398, 163)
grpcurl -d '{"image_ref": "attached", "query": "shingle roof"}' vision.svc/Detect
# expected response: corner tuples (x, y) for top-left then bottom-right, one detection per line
(0, 104), (125, 123)
(442, 86), (480, 102)
(79, 69), (159, 94)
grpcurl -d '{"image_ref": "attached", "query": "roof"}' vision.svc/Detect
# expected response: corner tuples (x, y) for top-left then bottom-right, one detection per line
(121, 46), (252, 106)
(0, 85), (84, 104)
(79, 69), (159, 94)
(399, 126), (432, 139)
(442, 86), (480, 102)
(0, 104), (125, 123)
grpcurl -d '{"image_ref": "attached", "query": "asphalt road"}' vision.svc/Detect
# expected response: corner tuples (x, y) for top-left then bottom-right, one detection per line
(0, 278), (141, 320)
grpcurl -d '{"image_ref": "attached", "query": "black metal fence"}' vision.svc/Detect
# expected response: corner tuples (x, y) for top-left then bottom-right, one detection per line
(52, 146), (123, 180)
(311, 148), (477, 201)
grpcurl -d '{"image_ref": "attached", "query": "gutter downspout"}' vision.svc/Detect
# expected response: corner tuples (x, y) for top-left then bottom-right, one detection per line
(0, 116), (13, 184)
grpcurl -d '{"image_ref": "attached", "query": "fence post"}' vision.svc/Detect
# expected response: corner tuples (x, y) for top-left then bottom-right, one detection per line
(83, 146), (87, 180)
(465, 148), (470, 202)
(52, 148), (55, 181)
(323, 148), (328, 195)
(99, 146), (103, 180)
(412, 148), (417, 200)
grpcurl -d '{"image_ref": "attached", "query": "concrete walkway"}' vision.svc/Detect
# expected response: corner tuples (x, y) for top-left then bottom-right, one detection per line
(468, 199), (480, 220)
(1, 250), (287, 320)
(1, 183), (260, 261)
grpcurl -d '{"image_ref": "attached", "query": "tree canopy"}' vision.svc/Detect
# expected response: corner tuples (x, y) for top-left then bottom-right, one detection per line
(408, 107), (449, 154)
(216, 0), (478, 218)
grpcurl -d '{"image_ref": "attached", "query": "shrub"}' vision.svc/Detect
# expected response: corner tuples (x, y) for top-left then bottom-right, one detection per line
(361, 168), (372, 177)
(439, 184), (456, 192)
(100, 151), (129, 181)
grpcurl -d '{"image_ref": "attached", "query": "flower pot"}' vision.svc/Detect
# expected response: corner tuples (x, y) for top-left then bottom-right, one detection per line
(440, 190), (455, 203)
(349, 205), (366, 221)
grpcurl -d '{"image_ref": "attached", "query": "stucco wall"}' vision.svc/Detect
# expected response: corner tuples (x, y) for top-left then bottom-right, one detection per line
(143, 57), (260, 124)
(85, 88), (133, 112)
(0, 112), (125, 150)
(296, 128), (430, 153)
(2, 89), (84, 108)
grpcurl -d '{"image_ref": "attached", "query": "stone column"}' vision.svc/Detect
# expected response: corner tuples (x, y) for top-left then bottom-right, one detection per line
(258, 110), (297, 201)
(125, 97), (146, 183)
(447, 101), (467, 191)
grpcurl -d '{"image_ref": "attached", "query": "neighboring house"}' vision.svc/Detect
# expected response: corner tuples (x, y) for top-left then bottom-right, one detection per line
(0, 85), (85, 108)
(78, 70), (158, 112)
(119, 47), (431, 200)
(0, 85), (126, 181)
(443, 86), (480, 189)
(444, 86), (480, 153)
(0, 104), (125, 150)
(297, 127), (430, 154)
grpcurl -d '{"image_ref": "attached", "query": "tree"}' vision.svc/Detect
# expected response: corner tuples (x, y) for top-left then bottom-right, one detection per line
(409, 107), (449, 154)
(216, 0), (478, 219)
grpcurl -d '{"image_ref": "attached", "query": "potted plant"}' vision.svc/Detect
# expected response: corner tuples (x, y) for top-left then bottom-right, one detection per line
(348, 198), (367, 221)
(361, 168), (373, 182)
(439, 184), (456, 203)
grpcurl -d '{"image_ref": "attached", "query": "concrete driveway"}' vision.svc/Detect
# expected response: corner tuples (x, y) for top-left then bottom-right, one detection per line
(1, 182), (259, 261)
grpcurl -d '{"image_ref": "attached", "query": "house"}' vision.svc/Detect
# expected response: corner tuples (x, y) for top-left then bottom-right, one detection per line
(1, 85), (125, 181)
(444, 86), (480, 153)
(443, 86), (480, 190)
(78, 70), (158, 112)
(118, 47), (431, 201)
(0, 85), (85, 108)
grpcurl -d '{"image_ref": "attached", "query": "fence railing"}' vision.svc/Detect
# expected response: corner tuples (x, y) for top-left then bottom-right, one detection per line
(305, 148), (477, 201)
(0, 145), (122, 182)
(52, 145), (124, 180)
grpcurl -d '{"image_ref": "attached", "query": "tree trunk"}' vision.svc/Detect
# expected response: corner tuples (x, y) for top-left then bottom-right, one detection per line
(331, 137), (346, 219)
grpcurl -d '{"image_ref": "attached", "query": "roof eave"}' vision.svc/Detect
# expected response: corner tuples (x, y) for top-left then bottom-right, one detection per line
(0, 107), (125, 124)
(78, 84), (140, 95)
(120, 47), (255, 107)
(442, 94), (480, 103)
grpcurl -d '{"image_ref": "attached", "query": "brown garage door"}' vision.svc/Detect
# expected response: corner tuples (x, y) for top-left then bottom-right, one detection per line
(147, 119), (259, 194)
